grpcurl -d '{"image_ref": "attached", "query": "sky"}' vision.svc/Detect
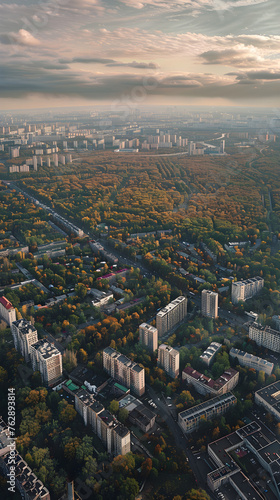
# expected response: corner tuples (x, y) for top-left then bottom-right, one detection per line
(0, 0), (280, 110)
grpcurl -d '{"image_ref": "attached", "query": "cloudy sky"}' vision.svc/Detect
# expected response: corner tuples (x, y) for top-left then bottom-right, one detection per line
(0, 0), (280, 110)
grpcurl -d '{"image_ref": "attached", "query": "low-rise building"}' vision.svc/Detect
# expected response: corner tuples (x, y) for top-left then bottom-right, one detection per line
(255, 380), (280, 421)
(182, 366), (239, 396)
(200, 342), (222, 366)
(229, 347), (274, 375)
(158, 344), (179, 378)
(0, 296), (16, 326)
(89, 289), (114, 308)
(30, 339), (63, 386)
(178, 392), (237, 434)
(249, 322), (280, 353)
(139, 323), (158, 352)
(207, 420), (280, 499)
(118, 394), (156, 432)
(11, 319), (38, 362)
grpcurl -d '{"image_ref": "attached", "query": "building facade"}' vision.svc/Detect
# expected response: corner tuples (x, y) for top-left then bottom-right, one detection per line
(178, 392), (237, 434)
(0, 296), (16, 326)
(103, 347), (145, 396)
(182, 366), (239, 396)
(30, 339), (62, 386)
(229, 347), (274, 375)
(231, 276), (264, 304)
(201, 290), (218, 318)
(11, 319), (38, 362)
(156, 296), (187, 337)
(158, 344), (179, 378)
(249, 322), (280, 353)
(139, 323), (158, 352)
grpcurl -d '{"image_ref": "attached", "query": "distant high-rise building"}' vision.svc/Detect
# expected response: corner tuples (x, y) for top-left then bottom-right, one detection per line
(46, 157), (51, 167)
(0, 296), (16, 326)
(156, 296), (187, 337)
(220, 139), (225, 154)
(103, 347), (145, 396)
(201, 290), (218, 318)
(53, 153), (58, 167)
(62, 140), (68, 149)
(158, 344), (179, 378)
(231, 277), (264, 304)
(66, 153), (72, 163)
(59, 154), (65, 165)
(10, 146), (20, 158)
(33, 155), (37, 171)
(30, 339), (62, 386)
(139, 323), (158, 352)
(11, 319), (38, 362)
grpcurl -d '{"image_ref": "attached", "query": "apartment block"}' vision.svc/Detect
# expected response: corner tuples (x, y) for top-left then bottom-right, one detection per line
(249, 322), (280, 353)
(0, 296), (16, 326)
(178, 392), (237, 434)
(201, 290), (218, 318)
(231, 276), (264, 304)
(11, 319), (38, 362)
(182, 366), (239, 396)
(30, 339), (62, 386)
(156, 296), (187, 337)
(103, 347), (145, 396)
(158, 344), (179, 378)
(74, 388), (130, 455)
(200, 342), (222, 366)
(139, 323), (158, 352)
(0, 419), (50, 500)
(229, 347), (274, 375)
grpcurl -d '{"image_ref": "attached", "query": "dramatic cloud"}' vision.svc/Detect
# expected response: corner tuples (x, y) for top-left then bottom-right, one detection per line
(0, 29), (40, 46)
(106, 61), (159, 68)
(118, 0), (269, 11)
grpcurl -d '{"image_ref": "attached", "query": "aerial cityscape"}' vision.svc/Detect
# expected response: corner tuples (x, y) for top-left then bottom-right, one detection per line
(1, 0), (280, 500)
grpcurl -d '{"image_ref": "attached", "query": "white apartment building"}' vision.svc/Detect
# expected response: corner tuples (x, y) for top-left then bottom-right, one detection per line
(178, 392), (237, 434)
(231, 276), (264, 304)
(156, 296), (187, 337)
(75, 388), (130, 455)
(200, 342), (222, 366)
(103, 347), (145, 396)
(11, 319), (38, 362)
(0, 296), (16, 326)
(157, 344), (179, 378)
(30, 339), (62, 386)
(139, 323), (158, 352)
(249, 322), (280, 353)
(201, 290), (218, 318)
(229, 347), (274, 375)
